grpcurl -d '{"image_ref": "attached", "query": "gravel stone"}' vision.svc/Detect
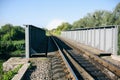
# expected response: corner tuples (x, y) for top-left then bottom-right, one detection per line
(23, 55), (68, 80)
(23, 58), (52, 80)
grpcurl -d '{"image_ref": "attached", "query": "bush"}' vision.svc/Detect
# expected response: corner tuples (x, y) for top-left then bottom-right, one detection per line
(0, 41), (16, 54)
(0, 40), (25, 56)
(13, 40), (25, 50)
(11, 50), (25, 56)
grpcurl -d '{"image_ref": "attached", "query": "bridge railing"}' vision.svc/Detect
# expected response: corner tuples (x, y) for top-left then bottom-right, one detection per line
(25, 25), (47, 58)
(61, 26), (118, 55)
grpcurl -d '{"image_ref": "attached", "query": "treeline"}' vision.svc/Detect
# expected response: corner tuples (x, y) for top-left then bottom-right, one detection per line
(53, 3), (120, 34)
(0, 24), (25, 58)
(52, 3), (120, 55)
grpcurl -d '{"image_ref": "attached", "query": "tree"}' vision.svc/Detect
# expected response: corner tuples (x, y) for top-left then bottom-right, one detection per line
(113, 3), (120, 25)
(0, 24), (25, 41)
(0, 24), (13, 34)
(52, 22), (72, 35)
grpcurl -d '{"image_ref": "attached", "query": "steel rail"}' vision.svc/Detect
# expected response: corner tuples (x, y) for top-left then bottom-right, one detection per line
(51, 36), (78, 80)
(63, 49), (94, 80)
(57, 36), (120, 78)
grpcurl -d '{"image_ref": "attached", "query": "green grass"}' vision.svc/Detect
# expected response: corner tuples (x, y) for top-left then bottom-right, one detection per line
(2, 64), (23, 80)
(0, 60), (5, 80)
(11, 50), (25, 57)
(0, 60), (24, 80)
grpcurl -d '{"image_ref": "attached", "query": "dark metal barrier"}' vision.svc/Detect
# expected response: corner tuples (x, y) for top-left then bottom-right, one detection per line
(25, 25), (47, 58)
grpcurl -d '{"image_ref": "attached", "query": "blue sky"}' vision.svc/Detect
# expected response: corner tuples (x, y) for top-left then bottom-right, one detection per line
(0, 0), (120, 29)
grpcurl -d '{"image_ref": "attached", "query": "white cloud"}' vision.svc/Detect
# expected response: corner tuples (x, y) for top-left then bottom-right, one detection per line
(46, 19), (66, 30)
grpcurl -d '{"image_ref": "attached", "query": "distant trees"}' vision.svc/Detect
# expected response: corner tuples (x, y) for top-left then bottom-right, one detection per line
(113, 3), (120, 25)
(73, 10), (114, 29)
(53, 2), (120, 33)
(52, 3), (120, 55)
(53, 22), (72, 35)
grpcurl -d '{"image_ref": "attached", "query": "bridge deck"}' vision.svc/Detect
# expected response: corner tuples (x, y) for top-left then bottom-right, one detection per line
(56, 36), (120, 78)
(59, 36), (109, 56)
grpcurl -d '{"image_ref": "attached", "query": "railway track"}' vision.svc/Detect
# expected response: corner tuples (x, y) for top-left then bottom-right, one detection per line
(23, 35), (120, 80)
(51, 36), (120, 80)
(23, 36), (72, 80)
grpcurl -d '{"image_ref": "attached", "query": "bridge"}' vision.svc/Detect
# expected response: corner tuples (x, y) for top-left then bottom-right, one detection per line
(25, 25), (118, 58)
(23, 25), (120, 80)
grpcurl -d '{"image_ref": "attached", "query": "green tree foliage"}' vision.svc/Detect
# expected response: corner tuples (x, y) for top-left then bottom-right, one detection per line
(72, 10), (113, 29)
(53, 22), (72, 35)
(0, 24), (25, 41)
(0, 24), (25, 55)
(113, 3), (120, 25)
(0, 24), (13, 35)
